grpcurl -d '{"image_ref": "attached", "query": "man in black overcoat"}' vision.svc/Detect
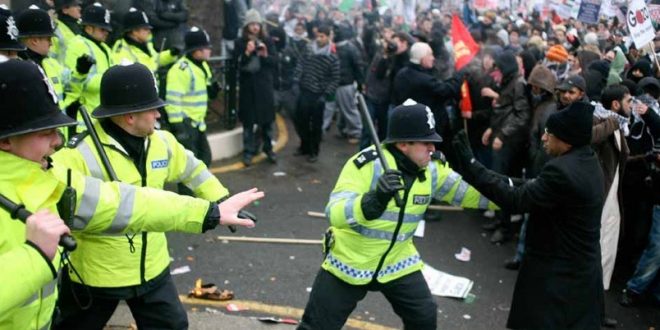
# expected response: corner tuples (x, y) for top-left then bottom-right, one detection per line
(453, 101), (605, 329)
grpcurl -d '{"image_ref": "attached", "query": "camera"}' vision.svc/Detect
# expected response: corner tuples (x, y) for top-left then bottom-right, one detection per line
(385, 41), (398, 55)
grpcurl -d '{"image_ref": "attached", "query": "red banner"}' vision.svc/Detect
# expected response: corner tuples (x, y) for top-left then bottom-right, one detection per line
(451, 14), (479, 71)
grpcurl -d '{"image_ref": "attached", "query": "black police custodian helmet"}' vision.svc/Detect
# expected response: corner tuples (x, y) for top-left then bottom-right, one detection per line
(0, 58), (76, 139)
(81, 2), (112, 31)
(383, 99), (443, 144)
(184, 26), (211, 53)
(0, 12), (26, 51)
(92, 62), (166, 118)
(17, 5), (55, 38)
(123, 7), (151, 31)
(54, 0), (81, 10)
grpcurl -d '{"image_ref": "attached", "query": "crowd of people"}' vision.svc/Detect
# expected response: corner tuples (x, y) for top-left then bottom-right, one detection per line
(2, 0), (660, 329)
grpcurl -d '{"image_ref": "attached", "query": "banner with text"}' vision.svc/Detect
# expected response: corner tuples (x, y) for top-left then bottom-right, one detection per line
(627, 0), (656, 49)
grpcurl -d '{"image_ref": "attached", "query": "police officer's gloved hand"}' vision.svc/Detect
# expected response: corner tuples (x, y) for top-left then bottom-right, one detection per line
(169, 47), (182, 57)
(452, 130), (474, 166)
(76, 54), (96, 75)
(171, 122), (191, 146)
(207, 82), (221, 99)
(375, 169), (404, 206)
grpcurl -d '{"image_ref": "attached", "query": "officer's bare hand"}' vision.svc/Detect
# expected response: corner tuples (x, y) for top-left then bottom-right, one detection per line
(25, 210), (70, 260)
(217, 188), (264, 228)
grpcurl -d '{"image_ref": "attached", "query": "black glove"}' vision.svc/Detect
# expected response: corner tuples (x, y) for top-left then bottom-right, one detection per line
(375, 169), (404, 206)
(76, 54), (96, 74)
(452, 130), (475, 167)
(238, 210), (257, 224)
(169, 47), (182, 57)
(65, 100), (81, 119)
(207, 82), (221, 99)
(171, 122), (191, 146)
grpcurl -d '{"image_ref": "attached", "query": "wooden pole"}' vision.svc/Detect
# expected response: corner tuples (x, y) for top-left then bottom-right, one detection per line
(216, 236), (322, 245)
(306, 211), (326, 218)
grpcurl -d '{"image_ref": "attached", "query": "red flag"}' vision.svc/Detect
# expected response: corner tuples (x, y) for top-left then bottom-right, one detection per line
(451, 14), (479, 71)
(459, 80), (472, 118)
(451, 15), (479, 118)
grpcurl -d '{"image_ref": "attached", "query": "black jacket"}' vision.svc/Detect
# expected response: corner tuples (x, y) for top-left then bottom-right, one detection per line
(235, 37), (276, 125)
(335, 40), (365, 86)
(375, 51), (409, 104)
(463, 145), (604, 329)
(134, 0), (188, 49)
(392, 63), (461, 140)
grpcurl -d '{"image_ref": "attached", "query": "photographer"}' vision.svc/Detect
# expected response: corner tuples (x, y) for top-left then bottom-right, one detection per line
(618, 78), (660, 281)
(374, 31), (414, 107)
(235, 9), (277, 166)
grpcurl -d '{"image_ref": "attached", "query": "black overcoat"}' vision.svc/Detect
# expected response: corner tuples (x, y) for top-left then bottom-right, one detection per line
(235, 37), (276, 126)
(465, 145), (605, 329)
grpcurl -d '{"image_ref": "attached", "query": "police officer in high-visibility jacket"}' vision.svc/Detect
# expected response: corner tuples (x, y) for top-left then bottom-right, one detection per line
(64, 2), (114, 128)
(17, 6), (77, 113)
(0, 6), (25, 59)
(0, 59), (263, 330)
(165, 26), (217, 166)
(50, 0), (82, 63)
(299, 100), (498, 330)
(52, 63), (231, 329)
(112, 8), (178, 75)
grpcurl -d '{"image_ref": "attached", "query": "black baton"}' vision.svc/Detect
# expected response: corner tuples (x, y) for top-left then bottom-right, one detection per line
(356, 93), (404, 207)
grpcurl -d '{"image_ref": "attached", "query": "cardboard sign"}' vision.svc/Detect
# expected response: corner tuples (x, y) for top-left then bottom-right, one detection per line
(627, 0), (656, 48)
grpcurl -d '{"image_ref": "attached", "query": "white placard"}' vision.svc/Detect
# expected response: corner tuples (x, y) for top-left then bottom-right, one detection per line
(627, 0), (656, 49)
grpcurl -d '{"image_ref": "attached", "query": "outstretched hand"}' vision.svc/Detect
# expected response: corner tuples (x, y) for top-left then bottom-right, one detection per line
(452, 130), (475, 167)
(217, 188), (264, 228)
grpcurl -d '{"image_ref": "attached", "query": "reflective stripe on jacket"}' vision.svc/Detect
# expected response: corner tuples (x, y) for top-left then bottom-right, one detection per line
(0, 150), (211, 329)
(51, 121), (227, 287)
(323, 146), (496, 285)
(165, 56), (211, 131)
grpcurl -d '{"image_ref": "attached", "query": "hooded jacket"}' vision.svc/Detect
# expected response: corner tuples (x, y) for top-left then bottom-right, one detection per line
(490, 51), (531, 142)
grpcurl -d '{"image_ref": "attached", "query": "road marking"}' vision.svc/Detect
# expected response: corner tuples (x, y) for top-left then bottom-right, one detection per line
(216, 236), (322, 245)
(179, 296), (397, 330)
(209, 114), (288, 174)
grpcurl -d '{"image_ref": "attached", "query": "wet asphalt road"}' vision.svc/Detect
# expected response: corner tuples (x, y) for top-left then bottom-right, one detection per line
(164, 119), (660, 329)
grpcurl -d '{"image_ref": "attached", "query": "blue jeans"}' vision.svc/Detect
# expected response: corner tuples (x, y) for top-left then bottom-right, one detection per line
(627, 205), (660, 301)
(243, 122), (274, 158)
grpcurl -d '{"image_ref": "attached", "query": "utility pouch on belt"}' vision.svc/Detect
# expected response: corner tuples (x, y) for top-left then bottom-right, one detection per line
(322, 228), (334, 258)
(57, 169), (77, 228)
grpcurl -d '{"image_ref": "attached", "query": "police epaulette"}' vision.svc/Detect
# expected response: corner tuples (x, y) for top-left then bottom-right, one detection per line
(66, 131), (90, 148)
(179, 61), (188, 70)
(353, 148), (379, 169)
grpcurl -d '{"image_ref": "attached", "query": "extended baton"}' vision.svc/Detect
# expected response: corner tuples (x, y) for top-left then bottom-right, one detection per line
(356, 93), (404, 207)
(0, 193), (77, 252)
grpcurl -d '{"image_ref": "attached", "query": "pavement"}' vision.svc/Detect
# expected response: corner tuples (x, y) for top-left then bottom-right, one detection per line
(107, 117), (660, 329)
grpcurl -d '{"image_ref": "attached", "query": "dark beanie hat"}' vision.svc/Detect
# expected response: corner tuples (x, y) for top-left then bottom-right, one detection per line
(546, 101), (594, 147)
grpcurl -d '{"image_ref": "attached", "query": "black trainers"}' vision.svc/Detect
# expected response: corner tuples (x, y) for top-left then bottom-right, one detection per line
(265, 150), (277, 163)
(242, 155), (252, 167)
(619, 289), (642, 307)
(307, 154), (318, 163)
(504, 258), (520, 270)
(601, 316), (618, 328)
(490, 228), (511, 244)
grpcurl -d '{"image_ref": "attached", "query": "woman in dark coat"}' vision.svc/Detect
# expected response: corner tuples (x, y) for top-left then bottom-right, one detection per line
(454, 102), (605, 329)
(235, 9), (277, 166)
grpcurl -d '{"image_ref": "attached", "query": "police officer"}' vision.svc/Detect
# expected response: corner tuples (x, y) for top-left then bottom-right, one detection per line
(0, 58), (263, 329)
(165, 26), (216, 167)
(51, 0), (82, 62)
(112, 7), (178, 75)
(52, 63), (234, 329)
(17, 5), (76, 112)
(64, 2), (114, 128)
(0, 6), (25, 58)
(298, 100), (497, 330)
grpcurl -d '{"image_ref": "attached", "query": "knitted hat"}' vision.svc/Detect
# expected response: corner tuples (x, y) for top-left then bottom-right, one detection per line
(545, 101), (594, 147)
(244, 9), (262, 27)
(409, 42), (432, 65)
(546, 45), (568, 63)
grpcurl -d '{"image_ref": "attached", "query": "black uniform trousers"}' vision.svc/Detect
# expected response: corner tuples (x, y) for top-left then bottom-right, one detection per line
(298, 268), (437, 330)
(53, 267), (187, 330)
(177, 126), (211, 195)
(294, 89), (325, 157)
